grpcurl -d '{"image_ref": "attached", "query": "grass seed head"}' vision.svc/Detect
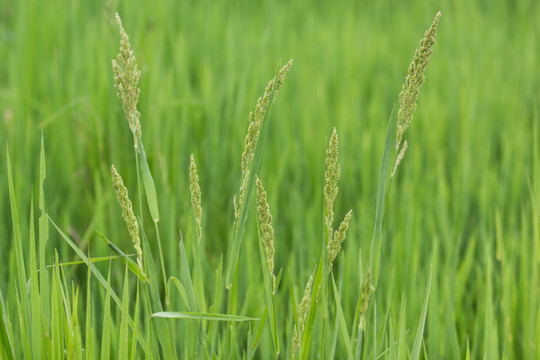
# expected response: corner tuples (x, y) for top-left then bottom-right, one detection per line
(324, 128), (340, 242)
(292, 274), (314, 356)
(391, 139), (408, 177)
(111, 164), (143, 273)
(112, 13), (142, 150)
(190, 154), (203, 244)
(255, 177), (275, 288)
(395, 11), (441, 151)
(327, 210), (353, 273)
(359, 268), (375, 331)
(235, 60), (293, 229)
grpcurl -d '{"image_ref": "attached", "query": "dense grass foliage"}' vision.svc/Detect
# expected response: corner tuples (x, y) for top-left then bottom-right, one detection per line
(1, 0), (539, 358)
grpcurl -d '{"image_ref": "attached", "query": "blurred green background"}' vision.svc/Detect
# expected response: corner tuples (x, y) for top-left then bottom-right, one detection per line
(1, 0), (539, 358)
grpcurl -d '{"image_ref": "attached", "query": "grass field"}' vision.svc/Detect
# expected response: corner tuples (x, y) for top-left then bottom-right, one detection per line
(1, 0), (539, 358)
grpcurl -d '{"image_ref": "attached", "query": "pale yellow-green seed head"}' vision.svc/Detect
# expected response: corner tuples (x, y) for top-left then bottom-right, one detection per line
(395, 11), (441, 151)
(327, 210), (353, 273)
(358, 268), (375, 331)
(235, 60), (293, 230)
(324, 128), (340, 242)
(391, 139), (408, 177)
(111, 164), (144, 273)
(292, 274), (314, 356)
(112, 13), (142, 150)
(255, 177), (276, 288)
(190, 154), (203, 244)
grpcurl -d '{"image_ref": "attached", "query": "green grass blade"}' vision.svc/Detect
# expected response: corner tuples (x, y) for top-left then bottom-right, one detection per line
(41, 255), (129, 270)
(331, 273), (354, 359)
(130, 282), (141, 360)
(195, 323), (205, 360)
(396, 295), (407, 360)
(369, 108), (395, 287)
(28, 199), (43, 359)
(179, 239), (198, 312)
(14, 287), (30, 359)
(140, 228), (175, 357)
(257, 229), (279, 356)
(388, 312), (396, 360)
(85, 262), (94, 360)
(50, 253), (63, 360)
(167, 276), (190, 310)
(138, 140), (160, 223)
(329, 275), (340, 359)
(138, 139), (168, 298)
(288, 270), (300, 346)
(0, 290), (15, 360)
(100, 266), (112, 360)
(251, 305), (268, 354)
(68, 287), (82, 360)
(208, 256), (223, 353)
(118, 265), (130, 359)
(210, 256), (223, 314)
(152, 312), (257, 322)
(372, 302), (377, 360)
(39, 135), (50, 326)
(410, 267), (433, 360)
(96, 230), (148, 282)
(6, 146), (32, 355)
(246, 324), (254, 359)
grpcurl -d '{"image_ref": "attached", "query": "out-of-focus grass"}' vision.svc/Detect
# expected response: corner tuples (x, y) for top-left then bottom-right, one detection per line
(1, 0), (539, 358)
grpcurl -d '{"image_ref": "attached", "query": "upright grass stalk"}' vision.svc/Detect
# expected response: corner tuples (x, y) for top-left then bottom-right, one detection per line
(299, 128), (353, 360)
(395, 11), (442, 154)
(112, 12), (143, 217)
(112, 13), (167, 294)
(371, 10), (441, 287)
(226, 59), (293, 290)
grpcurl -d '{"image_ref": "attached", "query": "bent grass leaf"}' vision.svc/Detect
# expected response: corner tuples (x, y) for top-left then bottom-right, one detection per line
(152, 312), (257, 322)
(410, 267), (432, 360)
(96, 230), (148, 282)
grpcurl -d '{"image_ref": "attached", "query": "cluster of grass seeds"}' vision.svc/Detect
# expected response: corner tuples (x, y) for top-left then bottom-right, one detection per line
(0, 10), (445, 360)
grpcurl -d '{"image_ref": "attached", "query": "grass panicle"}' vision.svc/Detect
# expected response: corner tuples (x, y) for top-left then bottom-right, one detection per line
(234, 59), (293, 229)
(112, 13), (142, 149)
(190, 154), (203, 244)
(324, 128), (340, 244)
(255, 177), (276, 288)
(226, 59), (293, 289)
(391, 140), (408, 178)
(292, 275), (314, 357)
(358, 269), (374, 332)
(395, 11), (441, 152)
(111, 164), (144, 273)
(327, 210), (353, 273)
